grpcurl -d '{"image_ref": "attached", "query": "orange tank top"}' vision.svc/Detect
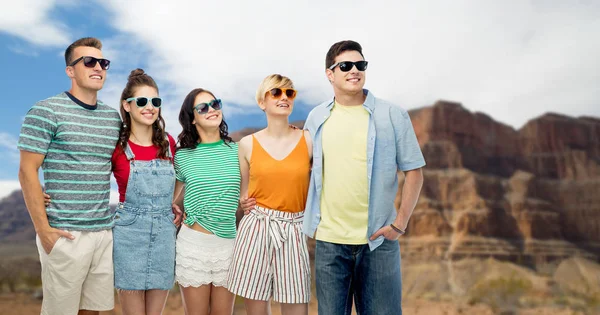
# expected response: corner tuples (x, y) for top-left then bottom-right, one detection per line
(248, 132), (310, 213)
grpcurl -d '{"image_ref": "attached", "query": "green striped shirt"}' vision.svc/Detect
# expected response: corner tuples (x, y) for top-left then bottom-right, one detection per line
(175, 140), (240, 239)
(17, 92), (121, 231)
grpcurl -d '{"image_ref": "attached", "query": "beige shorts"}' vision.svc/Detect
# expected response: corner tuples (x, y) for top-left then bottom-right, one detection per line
(36, 229), (114, 315)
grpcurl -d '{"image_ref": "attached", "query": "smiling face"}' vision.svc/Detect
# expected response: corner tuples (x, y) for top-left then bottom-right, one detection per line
(326, 50), (366, 95)
(67, 46), (106, 92)
(193, 92), (222, 130)
(259, 87), (296, 117)
(122, 85), (160, 128)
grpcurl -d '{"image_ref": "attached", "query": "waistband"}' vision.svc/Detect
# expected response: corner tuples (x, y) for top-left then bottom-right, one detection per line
(248, 206), (304, 252)
(250, 206), (304, 224)
(117, 202), (172, 214)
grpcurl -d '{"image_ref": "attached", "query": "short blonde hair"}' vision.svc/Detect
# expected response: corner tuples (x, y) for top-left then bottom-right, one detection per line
(255, 74), (294, 104)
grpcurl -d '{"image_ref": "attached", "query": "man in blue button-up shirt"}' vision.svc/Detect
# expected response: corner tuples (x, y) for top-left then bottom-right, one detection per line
(303, 40), (426, 315)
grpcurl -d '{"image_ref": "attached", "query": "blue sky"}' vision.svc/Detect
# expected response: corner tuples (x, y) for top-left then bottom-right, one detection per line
(1, 1), (599, 198)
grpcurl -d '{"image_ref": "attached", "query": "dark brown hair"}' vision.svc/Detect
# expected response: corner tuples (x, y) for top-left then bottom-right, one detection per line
(119, 68), (170, 159)
(177, 88), (233, 149)
(325, 40), (364, 69)
(64, 37), (102, 66)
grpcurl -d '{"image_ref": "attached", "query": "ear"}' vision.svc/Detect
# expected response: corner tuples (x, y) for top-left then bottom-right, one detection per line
(326, 69), (334, 83)
(258, 100), (266, 111)
(122, 100), (131, 113)
(65, 66), (75, 79)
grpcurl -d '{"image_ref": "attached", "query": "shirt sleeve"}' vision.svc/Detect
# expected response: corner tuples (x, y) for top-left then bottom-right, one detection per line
(390, 106), (426, 171)
(17, 102), (57, 155)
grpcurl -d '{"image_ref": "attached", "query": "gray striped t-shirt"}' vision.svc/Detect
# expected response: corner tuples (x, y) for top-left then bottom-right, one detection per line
(17, 92), (121, 231)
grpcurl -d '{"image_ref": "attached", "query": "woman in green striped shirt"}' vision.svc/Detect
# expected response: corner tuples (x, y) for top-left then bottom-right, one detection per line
(172, 88), (240, 314)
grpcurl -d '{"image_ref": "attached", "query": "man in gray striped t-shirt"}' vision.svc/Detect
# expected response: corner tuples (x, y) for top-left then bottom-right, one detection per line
(18, 37), (121, 315)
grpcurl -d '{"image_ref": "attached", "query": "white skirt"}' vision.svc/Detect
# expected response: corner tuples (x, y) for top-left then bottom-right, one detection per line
(175, 224), (235, 288)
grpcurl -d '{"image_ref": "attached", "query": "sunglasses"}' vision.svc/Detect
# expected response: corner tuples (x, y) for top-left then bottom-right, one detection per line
(194, 99), (222, 114)
(126, 97), (162, 108)
(328, 60), (368, 72)
(69, 56), (111, 70)
(267, 88), (297, 100)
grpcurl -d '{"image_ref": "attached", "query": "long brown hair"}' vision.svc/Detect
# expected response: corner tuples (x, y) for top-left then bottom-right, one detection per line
(119, 68), (169, 159)
(177, 88), (233, 149)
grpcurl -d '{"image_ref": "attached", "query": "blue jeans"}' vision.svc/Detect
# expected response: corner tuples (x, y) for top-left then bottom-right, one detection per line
(315, 239), (402, 315)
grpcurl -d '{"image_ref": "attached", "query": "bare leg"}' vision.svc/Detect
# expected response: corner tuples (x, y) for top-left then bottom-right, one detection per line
(180, 284), (211, 315)
(280, 303), (308, 315)
(245, 299), (271, 315)
(209, 285), (235, 315)
(118, 290), (146, 315)
(78, 311), (99, 315)
(145, 289), (170, 315)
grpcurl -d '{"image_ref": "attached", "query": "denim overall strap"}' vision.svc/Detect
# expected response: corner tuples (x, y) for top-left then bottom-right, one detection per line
(124, 142), (135, 160)
(166, 137), (173, 159)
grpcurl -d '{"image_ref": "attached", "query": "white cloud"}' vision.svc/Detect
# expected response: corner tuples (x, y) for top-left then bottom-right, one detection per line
(8, 44), (40, 57)
(0, 180), (22, 201)
(5, 1), (599, 130)
(0, 132), (20, 165)
(91, 0), (600, 129)
(0, 0), (71, 47)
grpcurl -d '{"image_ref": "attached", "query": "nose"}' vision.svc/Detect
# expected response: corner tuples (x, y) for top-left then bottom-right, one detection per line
(206, 104), (216, 113)
(93, 60), (103, 71)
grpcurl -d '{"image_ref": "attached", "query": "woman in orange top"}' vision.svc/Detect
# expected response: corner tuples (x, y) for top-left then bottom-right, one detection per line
(227, 74), (312, 315)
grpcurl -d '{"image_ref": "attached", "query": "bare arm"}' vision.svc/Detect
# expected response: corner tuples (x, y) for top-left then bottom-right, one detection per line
(173, 180), (185, 208)
(171, 180), (185, 226)
(19, 151), (73, 254)
(303, 129), (313, 161)
(393, 168), (424, 230)
(238, 136), (256, 214)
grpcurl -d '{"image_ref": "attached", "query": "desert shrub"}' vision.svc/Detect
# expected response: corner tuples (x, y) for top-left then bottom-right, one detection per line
(467, 274), (533, 313)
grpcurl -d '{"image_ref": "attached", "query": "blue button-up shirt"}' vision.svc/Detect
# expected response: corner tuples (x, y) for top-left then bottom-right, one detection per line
(302, 89), (426, 250)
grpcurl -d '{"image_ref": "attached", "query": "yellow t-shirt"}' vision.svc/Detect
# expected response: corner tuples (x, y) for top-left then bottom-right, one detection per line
(315, 101), (369, 244)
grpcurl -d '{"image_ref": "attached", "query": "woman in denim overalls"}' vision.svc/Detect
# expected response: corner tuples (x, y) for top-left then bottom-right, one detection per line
(112, 69), (178, 315)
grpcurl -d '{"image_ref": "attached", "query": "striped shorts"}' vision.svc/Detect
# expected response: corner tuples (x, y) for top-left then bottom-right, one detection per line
(227, 206), (311, 303)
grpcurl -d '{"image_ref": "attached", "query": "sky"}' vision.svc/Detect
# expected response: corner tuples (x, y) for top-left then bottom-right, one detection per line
(0, 0), (599, 200)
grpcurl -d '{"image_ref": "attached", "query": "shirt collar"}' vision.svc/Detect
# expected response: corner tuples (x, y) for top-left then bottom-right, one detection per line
(326, 89), (375, 113)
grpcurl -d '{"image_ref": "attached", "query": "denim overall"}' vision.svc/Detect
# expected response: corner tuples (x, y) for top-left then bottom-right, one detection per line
(113, 142), (176, 291)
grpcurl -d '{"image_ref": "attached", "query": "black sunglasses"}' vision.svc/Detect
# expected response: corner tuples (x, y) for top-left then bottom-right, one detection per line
(69, 56), (111, 70)
(194, 99), (222, 114)
(328, 60), (368, 72)
(126, 97), (162, 108)
(268, 88), (297, 99)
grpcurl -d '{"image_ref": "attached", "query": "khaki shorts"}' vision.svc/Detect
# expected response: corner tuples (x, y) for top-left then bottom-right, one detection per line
(36, 229), (114, 315)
